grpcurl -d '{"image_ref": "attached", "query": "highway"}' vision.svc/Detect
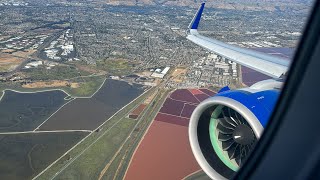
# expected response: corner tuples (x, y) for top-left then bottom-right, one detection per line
(2, 30), (63, 78)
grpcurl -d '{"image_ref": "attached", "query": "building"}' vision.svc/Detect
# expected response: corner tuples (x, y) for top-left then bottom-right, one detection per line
(161, 67), (170, 74)
(151, 67), (170, 79)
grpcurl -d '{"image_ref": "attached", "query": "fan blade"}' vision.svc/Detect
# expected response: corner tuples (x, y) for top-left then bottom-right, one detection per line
(244, 145), (251, 155)
(240, 145), (247, 159)
(235, 155), (242, 166)
(218, 133), (233, 141)
(228, 107), (240, 125)
(238, 112), (247, 124)
(233, 111), (243, 125)
(234, 144), (241, 158)
(219, 118), (236, 129)
(224, 116), (237, 127)
(230, 116), (240, 126)
(228, 143), (239, 159)
(222, 139), (235, 150)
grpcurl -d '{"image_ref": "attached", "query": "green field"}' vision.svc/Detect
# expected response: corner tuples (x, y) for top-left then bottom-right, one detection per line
(101, 89), (170, 180)
(0, 64), (13, 73)
(53, 118), (137, 179)
(35, 87), (157, 179)
(65, 75), (106, 97)
(96, 59), (134, 76)
(208, 85), (222, 93)
(0, 132), (88, 180)
(23, 66), (91, 81)
(0, 75), (106, 98)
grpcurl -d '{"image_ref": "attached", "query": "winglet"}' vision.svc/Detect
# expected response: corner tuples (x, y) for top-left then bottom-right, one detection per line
(189, 3), (205, 30)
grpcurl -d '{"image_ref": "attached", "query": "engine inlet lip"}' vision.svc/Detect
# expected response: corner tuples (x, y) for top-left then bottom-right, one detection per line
(189, 96), (264, 179)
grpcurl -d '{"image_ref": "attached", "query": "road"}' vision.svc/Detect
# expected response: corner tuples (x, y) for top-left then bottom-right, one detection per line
(33, 87), (155, 180)
(33, 68), (173, 179)
(0, 130), (92, 135)
(97, 89), (164, 179)
(2, 30), (64, 78)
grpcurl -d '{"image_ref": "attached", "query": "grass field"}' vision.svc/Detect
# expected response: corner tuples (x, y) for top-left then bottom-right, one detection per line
(101, 89), (170, 180)
(0, 51), (29, 72)
(53, 118), (136, 179)
(65, 76), (106, 97)
(96, 58), (134, 76)
(35, 87), (156, 179)
(208, 85), (223, 93)
(0, 75), (106, 98)
(23, 66), (91, 81)
(0, 132), (88, 180)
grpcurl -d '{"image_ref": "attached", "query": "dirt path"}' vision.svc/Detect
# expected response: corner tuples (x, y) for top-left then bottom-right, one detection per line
(22, 80), (79, 89)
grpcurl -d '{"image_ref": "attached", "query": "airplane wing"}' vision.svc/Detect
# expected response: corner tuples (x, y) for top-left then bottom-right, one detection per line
(187, 3), (290, 79)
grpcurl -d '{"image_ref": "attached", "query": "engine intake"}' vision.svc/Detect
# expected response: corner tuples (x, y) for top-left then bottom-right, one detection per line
(214, 105), (256, 167)
(189, 89), (279, 179)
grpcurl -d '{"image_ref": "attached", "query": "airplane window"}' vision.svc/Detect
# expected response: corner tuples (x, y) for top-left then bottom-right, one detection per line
(0, 0), (314, 179)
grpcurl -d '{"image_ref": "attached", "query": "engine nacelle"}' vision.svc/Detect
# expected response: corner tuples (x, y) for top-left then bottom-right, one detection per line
(189, 88), (279, 179)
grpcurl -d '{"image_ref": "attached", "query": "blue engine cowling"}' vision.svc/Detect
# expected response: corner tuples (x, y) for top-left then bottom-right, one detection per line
(216, 87), (280, 128)
(188, 87), (280, 180)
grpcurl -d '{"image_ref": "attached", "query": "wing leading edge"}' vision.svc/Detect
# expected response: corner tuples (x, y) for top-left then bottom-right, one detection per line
(187, 3), (289, 79)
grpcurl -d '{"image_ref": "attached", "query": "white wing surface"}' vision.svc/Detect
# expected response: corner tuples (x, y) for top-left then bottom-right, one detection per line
(187, 3), (290, 78)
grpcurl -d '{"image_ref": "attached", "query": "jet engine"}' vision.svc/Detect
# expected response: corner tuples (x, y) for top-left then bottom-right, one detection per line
(189, 81), (280, 179)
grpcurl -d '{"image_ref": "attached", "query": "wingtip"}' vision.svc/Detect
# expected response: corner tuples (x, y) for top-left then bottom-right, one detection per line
(189, 3), (205, 30)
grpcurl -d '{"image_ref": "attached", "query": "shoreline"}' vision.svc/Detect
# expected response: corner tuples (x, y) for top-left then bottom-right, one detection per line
(0, 77), (151, 102)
